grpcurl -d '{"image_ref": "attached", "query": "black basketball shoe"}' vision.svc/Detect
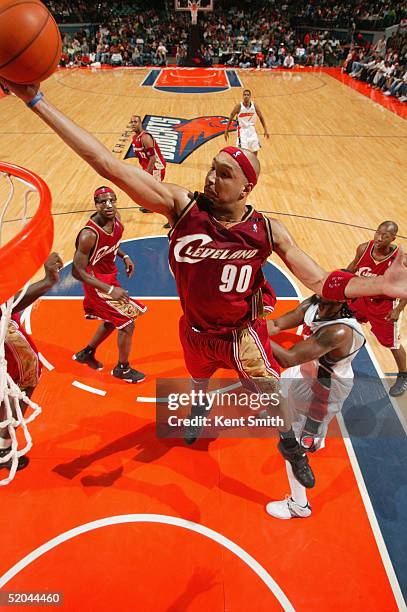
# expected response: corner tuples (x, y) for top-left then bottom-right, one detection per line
(111, 364), (145, 384)
(277, 441), (316, 488)
(73, 348), (103, 370)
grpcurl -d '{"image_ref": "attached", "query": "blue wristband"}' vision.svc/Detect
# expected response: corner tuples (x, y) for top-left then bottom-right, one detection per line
(26, 91), (44, 108)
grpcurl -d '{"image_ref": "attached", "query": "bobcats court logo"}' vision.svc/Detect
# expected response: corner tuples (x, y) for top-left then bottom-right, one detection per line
(125, 115), (237, 164)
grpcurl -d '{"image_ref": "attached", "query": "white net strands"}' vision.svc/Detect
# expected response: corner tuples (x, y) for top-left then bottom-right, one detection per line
(0, 169), (42, 485)
(189, 0), (199, 24)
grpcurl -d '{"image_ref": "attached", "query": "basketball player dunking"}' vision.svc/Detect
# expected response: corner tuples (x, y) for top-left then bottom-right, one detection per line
(224, 89), (269, 154)
(4, 79), (407, 491)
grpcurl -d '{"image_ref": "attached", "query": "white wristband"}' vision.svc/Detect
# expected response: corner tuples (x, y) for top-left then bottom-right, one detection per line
(107, 285), (114, 295)
(123, 255), (130, 260)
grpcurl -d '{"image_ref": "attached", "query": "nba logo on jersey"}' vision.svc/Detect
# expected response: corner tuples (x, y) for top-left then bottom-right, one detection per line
(125, 115), (237, 164)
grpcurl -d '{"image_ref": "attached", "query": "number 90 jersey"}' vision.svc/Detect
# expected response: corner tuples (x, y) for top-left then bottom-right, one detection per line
(168, 193), (274, 334)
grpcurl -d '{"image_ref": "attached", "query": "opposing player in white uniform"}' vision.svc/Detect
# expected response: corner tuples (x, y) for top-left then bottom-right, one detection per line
(264, 295), (365, 519)
(224, 89), (269, 154)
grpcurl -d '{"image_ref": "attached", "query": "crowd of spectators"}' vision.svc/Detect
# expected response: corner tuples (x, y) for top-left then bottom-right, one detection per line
(343, 29), (407, 100)
(46, 0), (406, 30)
(292, 0), (406, 30)
(57, 5), (347, 69)
(47, 0), (405, 73)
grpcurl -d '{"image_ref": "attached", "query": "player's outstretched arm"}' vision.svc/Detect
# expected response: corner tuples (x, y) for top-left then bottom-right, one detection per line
(266, 299), (311, 336)
(12, 253), (63, 313)
(351, 245), (407, 299)
(272, 218), (328, 294)
(1, 81), (190, 222)
(271, 219), (407, 299)
(270, 325), (348, 368)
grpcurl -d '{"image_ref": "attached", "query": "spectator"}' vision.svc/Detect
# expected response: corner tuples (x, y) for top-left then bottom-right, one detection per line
(256, 51), (265, 69)
(111, 51), (123, 66)
(239, 49), (252, 69)
(295, 44), (307, 65)
(156, 42), (168, 67)
(284, 52), (295, 68)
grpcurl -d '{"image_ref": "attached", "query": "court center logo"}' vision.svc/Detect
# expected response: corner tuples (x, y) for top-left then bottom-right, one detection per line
(125, 115), (237, 164)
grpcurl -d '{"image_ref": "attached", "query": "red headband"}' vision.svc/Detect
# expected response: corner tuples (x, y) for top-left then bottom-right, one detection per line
(94, 186), (115, 199)
(221, 147), (257, 186)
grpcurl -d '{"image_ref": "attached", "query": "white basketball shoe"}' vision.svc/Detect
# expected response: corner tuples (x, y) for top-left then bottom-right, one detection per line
(266, 496), (312, 519)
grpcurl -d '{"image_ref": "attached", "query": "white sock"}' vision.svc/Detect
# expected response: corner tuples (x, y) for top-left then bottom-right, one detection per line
(0, 437), (11, 450)
(285, 460), (308, 507)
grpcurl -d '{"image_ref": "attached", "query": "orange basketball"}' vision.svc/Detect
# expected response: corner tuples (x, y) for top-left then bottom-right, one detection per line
(0, 0), (62, 84)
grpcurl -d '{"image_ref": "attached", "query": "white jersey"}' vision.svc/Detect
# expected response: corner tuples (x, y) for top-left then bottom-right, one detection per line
(237, 102), (257, 129)
(281, 302), (366, 440)
(301, 302), (365, 379)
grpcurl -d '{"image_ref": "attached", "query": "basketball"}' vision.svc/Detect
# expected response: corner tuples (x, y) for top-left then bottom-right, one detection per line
(0, 0), (61, 84)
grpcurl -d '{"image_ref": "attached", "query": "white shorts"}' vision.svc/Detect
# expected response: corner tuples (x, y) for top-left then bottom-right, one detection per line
(236, 126), (260, 153)
(280, 363), (355, 450)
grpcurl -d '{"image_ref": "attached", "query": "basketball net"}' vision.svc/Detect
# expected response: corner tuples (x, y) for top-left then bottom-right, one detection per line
(188, 0), (200, 24)
(0, 164), (53, 485)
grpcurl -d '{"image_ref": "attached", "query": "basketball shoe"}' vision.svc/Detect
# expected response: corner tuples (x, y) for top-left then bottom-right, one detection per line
(184, 401), (210, 445)
(266, 496), (312, 520)
(111, 363), (145, 383)
(73, 347), (103, 370)
(277, 441), (315, 488)
(389, 372), (407, 397)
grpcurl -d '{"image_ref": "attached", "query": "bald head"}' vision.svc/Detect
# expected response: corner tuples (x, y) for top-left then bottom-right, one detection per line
(378, 220), (398, 236)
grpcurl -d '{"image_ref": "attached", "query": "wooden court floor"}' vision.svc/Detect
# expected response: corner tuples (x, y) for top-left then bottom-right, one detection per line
(0, 67), (406, 610)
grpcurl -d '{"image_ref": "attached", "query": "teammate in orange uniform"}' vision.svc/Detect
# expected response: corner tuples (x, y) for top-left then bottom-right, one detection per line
(130, 115), (169, 227)
(224, 89), (269, 154)
(72, 187), (146, 383)
(346, 221), (407, 396)
(6, 77), (407, 491)
(1, 253), (63, 471)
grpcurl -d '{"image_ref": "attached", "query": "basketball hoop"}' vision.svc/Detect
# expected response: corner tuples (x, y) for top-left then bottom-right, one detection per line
(0, 162), (53, 485)
(0, 163), (53, 304)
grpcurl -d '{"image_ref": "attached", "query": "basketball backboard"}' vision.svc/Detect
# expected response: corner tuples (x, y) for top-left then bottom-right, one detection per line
(174, 0), (213, 12)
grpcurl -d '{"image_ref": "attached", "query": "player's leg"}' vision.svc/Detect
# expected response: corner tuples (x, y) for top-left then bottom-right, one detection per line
(266, 460), (312, 519)
(178, 317), (218, 444)
(246, 130), (261, 156)
(81, 284), (146, 381)
(0, 387), (34, 471)
(112, 321), (145, 383)
(390, 345), (407, 396)
(73, 321), (115, 370)
(233, 320), (315, 488)
(236, 127), (244, 149)
(370, 314), (407, 396)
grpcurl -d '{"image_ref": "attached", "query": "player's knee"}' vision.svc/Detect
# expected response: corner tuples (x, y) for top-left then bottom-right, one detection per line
(123, 321), (135, 335)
